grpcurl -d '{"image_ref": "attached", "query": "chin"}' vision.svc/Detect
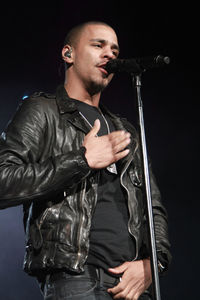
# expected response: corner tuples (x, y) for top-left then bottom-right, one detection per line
(87, 80), (107, 95)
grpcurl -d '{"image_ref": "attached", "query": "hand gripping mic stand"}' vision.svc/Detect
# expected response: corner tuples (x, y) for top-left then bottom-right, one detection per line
(132, 72), (162, 300)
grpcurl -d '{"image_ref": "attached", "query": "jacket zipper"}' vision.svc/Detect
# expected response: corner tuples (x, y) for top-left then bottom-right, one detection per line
(120, 156), (139, 261)
(73, 153), (140, 268)
(73, 180), (87, 269)
(38, 208), (49, 229)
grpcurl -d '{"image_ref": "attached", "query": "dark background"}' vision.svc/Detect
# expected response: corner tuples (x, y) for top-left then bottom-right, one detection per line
(0, 1), (199, 299)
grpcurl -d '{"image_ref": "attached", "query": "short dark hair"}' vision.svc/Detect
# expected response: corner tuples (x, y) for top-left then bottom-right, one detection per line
(63, 21), (113, 47)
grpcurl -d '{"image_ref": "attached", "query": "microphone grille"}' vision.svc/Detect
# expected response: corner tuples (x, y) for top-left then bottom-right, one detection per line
(156, 55), (170, 65)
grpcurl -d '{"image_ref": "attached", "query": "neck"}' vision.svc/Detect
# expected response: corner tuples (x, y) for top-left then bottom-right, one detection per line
(64, 76), (101, 108)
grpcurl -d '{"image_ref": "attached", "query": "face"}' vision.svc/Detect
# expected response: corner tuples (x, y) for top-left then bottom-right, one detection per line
(69, 24), (119, 94)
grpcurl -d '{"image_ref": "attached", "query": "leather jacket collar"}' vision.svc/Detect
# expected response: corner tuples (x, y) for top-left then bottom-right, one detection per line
(56, 85), (79, 114)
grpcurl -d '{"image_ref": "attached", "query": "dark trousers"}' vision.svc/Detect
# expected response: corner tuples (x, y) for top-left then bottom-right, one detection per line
(39, 265), (152, 300)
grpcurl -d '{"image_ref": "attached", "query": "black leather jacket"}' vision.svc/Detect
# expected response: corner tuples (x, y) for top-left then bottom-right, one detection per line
(0, 85), (171, 276)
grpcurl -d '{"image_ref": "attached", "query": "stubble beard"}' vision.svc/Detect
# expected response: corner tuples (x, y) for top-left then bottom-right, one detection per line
(86, 74), (111, 96)
(87, 81), (107, 95)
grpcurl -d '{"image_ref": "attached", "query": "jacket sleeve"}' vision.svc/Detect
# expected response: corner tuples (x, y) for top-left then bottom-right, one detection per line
(0, 98), (91, 209)
(148, 161), (172, 274)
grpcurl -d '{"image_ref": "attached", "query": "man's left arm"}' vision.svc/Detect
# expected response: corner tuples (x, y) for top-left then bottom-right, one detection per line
(148, 161), (172, 272)
(108, 162), (171, 299)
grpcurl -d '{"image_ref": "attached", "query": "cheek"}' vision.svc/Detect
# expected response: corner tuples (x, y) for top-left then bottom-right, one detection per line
(77, 54), (95, 74)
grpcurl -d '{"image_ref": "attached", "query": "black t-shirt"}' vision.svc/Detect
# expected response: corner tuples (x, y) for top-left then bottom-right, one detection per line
(75, 100), (136, 273)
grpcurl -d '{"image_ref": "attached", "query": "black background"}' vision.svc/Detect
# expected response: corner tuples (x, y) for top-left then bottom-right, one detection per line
(0, 1), (199, 299)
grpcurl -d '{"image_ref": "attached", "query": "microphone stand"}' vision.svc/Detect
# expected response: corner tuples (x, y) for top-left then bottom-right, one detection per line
(132, 73), (161, 300)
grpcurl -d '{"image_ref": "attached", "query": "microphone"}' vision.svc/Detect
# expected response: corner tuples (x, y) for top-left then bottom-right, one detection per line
(105, 55), (170, 74)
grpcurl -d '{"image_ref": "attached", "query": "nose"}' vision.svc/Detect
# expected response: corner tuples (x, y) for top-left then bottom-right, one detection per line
(102, 46), (115, 60)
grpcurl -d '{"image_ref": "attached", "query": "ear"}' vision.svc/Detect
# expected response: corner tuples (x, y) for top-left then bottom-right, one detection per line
(62, 45), (74, 64)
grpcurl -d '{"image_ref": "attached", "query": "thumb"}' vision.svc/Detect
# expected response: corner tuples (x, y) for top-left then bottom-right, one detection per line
(108, 262), (129, 275)
(89, 119), (100, 136)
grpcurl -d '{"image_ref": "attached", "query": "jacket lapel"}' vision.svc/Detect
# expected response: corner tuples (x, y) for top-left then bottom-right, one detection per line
(67, 111), (91, 134)
(55, 85), (91, 134)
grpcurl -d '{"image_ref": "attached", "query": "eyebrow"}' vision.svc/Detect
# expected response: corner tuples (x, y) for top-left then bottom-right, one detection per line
(89, 38), (120, 52)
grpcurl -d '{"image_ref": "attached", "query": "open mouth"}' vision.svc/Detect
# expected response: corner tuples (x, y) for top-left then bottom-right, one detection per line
(98, 64), (108, 76)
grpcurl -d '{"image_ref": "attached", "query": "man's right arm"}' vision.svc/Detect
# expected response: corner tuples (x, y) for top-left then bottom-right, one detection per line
(0, 98), (91, 209)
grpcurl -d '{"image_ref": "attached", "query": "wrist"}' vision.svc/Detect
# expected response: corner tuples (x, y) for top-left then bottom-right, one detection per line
(80, 146), (92, 169)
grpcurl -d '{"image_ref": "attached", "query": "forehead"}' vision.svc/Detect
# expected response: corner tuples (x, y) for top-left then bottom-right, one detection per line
(79, 24), (119, 46)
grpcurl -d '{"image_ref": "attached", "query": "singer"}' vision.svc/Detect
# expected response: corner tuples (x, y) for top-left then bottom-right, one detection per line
(0, 21), (171, 300)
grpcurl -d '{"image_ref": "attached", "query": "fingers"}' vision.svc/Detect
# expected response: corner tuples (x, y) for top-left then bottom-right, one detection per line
(108, 262), (130, 275)
(107, 277), (140, 300)
(114, 149), (130, 161)
(108, 280), (133, 300)
(88, 119), (100, 137)
(113, 138), (130, 154)
(108, 260), (152, 300)
(109, 131), (131, 154)
(109, 130), (130, 140)
(100, 130), (130, 163)
(109, 131), (131, 146)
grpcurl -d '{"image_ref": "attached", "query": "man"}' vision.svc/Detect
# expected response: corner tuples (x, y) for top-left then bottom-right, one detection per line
(0, 21), (171, 300)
